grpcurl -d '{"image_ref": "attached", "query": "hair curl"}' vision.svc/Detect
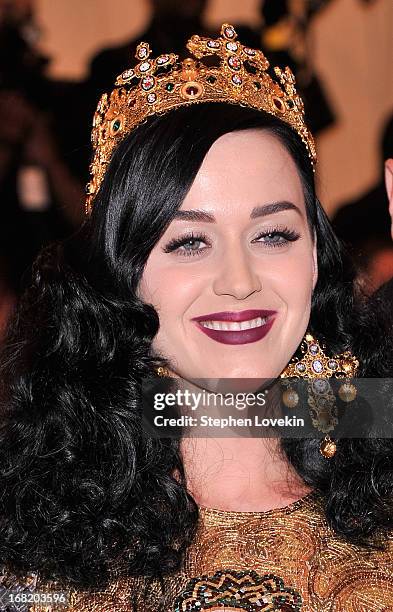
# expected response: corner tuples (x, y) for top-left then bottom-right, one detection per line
(1, 103), (393, 595)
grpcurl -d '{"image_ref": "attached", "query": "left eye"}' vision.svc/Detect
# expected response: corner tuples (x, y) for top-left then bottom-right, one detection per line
(180, 238), (206, 252)
(163, 233), (209, 256)
(253, 229), (300, 246)
(256, 232), (287, 244)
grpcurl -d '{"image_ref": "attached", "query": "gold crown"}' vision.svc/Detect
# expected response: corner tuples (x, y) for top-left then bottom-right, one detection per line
(85, 22), (317, 216)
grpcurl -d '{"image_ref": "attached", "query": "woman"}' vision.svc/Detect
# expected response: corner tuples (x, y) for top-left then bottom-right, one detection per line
(1, 23), (393, 612)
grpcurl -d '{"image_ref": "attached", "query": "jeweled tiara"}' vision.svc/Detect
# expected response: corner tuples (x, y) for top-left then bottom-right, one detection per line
(85, 22), (317, 216)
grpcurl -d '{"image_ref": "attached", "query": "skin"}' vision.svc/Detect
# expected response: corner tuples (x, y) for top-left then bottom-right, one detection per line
(138, 130), (317, 510)
(385, 158), (393, 239)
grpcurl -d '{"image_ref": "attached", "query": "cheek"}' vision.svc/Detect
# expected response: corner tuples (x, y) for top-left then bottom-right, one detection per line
(267, 245), (315, 311)
(138, 261), (206, 320)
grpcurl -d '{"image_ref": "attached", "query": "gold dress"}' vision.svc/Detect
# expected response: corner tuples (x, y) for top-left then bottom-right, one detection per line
(2, 490), (393, 611)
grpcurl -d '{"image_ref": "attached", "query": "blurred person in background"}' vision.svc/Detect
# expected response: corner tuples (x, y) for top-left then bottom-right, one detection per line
(233, 0), (336, 135)
(88, 0), (213, 97)
(333, 114), (393, 293)
(0, 0), (85, 303)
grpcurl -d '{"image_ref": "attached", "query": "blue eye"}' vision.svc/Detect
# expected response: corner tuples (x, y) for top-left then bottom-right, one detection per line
(163, 232), (209, 257)
(253, 228), (300, 247)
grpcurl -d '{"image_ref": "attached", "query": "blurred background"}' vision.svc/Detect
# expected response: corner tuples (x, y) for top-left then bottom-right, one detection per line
(0, 0), (392, 337)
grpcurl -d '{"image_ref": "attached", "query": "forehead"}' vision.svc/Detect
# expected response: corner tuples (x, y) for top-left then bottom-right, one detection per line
(182, 129), (305, 212)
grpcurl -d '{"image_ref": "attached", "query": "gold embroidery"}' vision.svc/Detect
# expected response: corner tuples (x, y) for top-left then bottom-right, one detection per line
(3, 491), (392, 611)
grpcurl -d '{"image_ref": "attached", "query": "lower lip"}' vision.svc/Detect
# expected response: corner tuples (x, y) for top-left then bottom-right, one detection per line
(194, 316), (276, 345)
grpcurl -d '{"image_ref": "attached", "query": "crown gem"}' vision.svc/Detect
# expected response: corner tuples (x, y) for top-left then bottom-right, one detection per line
(231, 74), (242, 85)
(137, 45), (149, 59)
(122, 69), (134, 79)
(207, 40), (220, 49)
(139, 61), (151, 72)
(296, 363), (306, 373)
(244, 47), (256, 56)
(328, 360), (338, 370)
(141, 76), (155, 90)
(272, 97), (285, 112)
(224, 26), (235, 38)
(166, 82), (175, 92)
(185, 85), (199, 96)
(228, 56), (241, 70)
(226, 42), (238, 52)
(157, 55), (170, 65)
(147, 93), (157, 104)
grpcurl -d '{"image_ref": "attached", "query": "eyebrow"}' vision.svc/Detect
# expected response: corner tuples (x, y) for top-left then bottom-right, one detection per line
(173, 201), (302, 222)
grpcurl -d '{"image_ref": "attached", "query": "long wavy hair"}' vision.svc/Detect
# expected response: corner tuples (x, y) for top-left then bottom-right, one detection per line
(1, 103), (393, 593)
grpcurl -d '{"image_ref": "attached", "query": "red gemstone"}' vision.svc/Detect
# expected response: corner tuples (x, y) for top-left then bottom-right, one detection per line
(186, 85), (199, 96)
(273, 97), (284, 111)
(228, 56), (241, 70)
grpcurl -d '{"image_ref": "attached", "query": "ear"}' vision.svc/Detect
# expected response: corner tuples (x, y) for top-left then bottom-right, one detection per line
(312, 229), (318, 290)
(385, 159), (393, 239)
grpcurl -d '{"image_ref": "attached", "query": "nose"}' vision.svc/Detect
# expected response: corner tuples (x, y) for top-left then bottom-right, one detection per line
(212, 245), (262, 300)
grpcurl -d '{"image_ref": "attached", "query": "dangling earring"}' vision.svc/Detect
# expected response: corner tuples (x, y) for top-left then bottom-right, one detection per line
(155, 366), (171, 377)
(320, 434), (337, 459)
(281, 383), (300, 408)
(280, 332), (359, 459)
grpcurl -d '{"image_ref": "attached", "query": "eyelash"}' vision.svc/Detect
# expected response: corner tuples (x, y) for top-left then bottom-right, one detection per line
(163, 227), (301, 257)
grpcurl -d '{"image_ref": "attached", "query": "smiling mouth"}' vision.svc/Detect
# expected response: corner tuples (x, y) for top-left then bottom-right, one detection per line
(193, 312), (277, 345)
(199, 316), (269, 331)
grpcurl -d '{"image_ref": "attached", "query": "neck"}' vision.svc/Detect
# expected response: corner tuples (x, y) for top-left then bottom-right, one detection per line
(180, 435), (312, 512)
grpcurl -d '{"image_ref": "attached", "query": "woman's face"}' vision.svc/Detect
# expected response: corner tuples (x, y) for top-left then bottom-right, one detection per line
(138, 129), (318, 379)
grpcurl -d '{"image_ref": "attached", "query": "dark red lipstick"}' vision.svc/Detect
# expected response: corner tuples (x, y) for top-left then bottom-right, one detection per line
(191, 309), (277, 345)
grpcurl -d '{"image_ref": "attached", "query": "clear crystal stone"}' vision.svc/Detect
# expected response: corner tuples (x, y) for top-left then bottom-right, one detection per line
(122, 69), (134, 79)
(312, 360), (323, 373)
(312, 380), (329, 393)
(138, 47), (148, 58)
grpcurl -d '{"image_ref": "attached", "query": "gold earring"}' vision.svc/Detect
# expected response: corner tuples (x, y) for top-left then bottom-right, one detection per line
(320, 434), (337, 458)
(155, 366), (171, 377)
(280, 332), (359, 459)
(280, 333), (359, 379)
(281, 383), (299, 408)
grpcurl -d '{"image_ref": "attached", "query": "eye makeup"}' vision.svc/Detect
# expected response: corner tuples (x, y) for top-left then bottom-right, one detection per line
(162, 226), (301, 257)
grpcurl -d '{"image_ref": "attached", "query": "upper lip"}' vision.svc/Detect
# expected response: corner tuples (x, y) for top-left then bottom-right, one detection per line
(191, 309), (277, 323)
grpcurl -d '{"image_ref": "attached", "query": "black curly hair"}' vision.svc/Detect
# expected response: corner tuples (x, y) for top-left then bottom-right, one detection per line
(1, 103), (393, 595)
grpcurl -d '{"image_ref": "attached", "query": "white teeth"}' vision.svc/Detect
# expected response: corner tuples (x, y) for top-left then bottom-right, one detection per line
(199, 316), (268, 331)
